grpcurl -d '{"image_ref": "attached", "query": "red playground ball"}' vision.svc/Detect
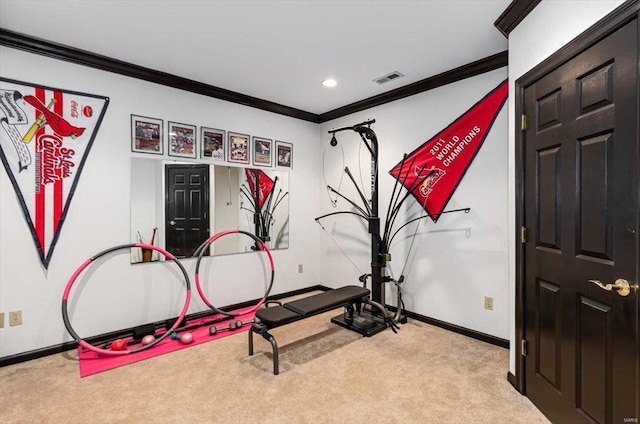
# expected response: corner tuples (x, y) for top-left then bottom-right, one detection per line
(141, 335), (156, 346)
(180, 332), (194, 345)
(110, 339), (127, 351)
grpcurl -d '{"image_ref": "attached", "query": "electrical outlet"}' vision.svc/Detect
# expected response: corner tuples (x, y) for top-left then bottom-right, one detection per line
(9, 310), (22, 326)
(484, 296), (494, 311)
(298, 264), (303, 273)
(0, 312), (4, 329)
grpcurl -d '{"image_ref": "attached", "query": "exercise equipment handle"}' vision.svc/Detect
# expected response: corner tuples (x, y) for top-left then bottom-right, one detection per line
(328, 119), (376, 134)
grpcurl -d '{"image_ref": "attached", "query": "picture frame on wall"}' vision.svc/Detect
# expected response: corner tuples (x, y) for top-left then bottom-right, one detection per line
(275, 140), (292, 169)
(131, 115), (163, 155)
(201, 127), (225, 161)
(252, 136), (272, 167)
(168, 121), (197, 159)
(227, 131), (250, 164)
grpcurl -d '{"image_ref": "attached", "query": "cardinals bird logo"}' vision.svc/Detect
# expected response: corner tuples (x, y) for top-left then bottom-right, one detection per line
(22, 95), (86, 143)
(417, 166), (446, 198)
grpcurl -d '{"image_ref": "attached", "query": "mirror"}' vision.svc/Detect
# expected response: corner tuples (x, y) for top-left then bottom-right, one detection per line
(130, 158), (289, 263)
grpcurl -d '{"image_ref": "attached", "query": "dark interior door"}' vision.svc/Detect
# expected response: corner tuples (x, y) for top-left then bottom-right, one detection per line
(523, 20), (638, 423)
(165, 164), (209, 258)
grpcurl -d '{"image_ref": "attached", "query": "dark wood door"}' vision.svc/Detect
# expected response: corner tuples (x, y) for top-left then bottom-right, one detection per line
(523, 20), (638, 424)
(165, 164), (209, 258)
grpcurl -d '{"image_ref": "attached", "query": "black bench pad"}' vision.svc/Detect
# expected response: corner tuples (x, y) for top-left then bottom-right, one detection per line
(255, 306), (300, 327)
(254, 285), (370, 327)
(284, 286), (369, 316)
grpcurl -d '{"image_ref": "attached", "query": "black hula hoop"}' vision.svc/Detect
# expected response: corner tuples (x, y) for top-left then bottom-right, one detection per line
(194, 229), (275, 317)
(61, 243), (191, 356)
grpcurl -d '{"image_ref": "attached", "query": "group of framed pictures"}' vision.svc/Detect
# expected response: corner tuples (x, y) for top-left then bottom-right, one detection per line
(130, 114), (293, 169)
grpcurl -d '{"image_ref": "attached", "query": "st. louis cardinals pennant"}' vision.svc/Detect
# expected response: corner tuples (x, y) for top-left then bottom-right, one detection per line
(389, 79), (508, 221)
(0, 77), (109, 268)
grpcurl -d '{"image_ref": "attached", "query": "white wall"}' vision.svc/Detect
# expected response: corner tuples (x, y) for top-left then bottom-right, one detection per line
(506, 0), (626, 374)
(0, 46), (321, 357)
(319, 68), (510, 339)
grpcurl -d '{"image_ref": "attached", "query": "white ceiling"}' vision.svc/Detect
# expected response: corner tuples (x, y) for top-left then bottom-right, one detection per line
(0, 0), (510, 115)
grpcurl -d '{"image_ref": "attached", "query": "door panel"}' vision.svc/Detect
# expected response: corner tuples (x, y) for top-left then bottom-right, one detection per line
(536, 279), (562, 389)
(576, 133), (613, 261)
(576, 295), (612, 424)
(523, 20), (638, 424)
(536, 146), (561, 251)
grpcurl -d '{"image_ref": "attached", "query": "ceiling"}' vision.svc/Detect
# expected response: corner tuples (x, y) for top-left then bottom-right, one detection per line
(0, 0), (510, 116)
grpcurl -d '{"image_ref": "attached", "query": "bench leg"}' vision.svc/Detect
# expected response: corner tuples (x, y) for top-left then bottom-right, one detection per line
(266, 334), (280, 375)
(250, 324), (280, 375)
(248, 326), (255, 356)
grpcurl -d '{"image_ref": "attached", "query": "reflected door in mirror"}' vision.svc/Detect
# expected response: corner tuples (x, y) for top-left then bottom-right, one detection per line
(165, 164), (209, 258)
(131, 158), (289, 263)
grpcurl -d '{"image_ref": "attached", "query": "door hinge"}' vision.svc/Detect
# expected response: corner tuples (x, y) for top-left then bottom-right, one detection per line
(521, 114), (528, 131)
(520, 226), (528, 244)
(521, 339), (527, 356)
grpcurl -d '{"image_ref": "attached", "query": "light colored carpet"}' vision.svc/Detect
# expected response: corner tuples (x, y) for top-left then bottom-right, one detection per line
(0, 309), (550, 423)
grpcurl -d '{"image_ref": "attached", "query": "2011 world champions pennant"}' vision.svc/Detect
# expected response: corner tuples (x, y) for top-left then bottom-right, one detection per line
(389, 79), (508, 221)
(0, 77), (109, 268)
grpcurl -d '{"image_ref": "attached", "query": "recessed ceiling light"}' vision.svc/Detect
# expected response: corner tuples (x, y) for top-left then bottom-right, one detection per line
(322, 79), (337, 88)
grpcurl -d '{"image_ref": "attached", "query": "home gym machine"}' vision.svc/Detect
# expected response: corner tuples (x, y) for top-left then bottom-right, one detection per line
(317, 119), (469, 337)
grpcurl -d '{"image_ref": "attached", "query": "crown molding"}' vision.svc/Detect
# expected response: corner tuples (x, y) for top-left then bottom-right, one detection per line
(0, 28), (319, 123)
(317, 51), (508, 123)
(494, 0), (542, 38)
(1, 28), (507, 124)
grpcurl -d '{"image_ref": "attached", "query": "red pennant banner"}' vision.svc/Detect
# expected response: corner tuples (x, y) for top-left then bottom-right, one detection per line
(244, 168), (275, 209)
(0, 78), (109, 268)
(388, 79), (508, 221)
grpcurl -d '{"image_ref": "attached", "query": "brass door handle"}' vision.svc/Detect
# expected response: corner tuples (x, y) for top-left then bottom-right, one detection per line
(588, 279), (637, 297)
(169, 220), (175, 226)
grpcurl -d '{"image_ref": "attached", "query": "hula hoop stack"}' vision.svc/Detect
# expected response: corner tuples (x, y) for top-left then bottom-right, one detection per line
(61, 243), (191, 356)
(61, 230), (275, 356)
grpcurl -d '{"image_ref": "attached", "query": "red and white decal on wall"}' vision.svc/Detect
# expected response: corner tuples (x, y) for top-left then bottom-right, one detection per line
(0, 77), (109, 268)
(389, 79), (508, 221)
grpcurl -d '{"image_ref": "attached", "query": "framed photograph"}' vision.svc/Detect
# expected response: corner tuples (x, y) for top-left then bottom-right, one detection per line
(275, 141), (293, 169)
(201, 127), (225, 161)
(131, 115), (163, 155)
(252, 136), (272, 167)
(168, 121), (196, 158)
(227, 131), (250, 164)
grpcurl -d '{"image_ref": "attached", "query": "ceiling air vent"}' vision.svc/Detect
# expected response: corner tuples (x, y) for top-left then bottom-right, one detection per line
(373, 71), (405, 85)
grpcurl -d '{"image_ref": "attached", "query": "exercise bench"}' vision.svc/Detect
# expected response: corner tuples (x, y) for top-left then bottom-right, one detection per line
(248, 285), (372, 375)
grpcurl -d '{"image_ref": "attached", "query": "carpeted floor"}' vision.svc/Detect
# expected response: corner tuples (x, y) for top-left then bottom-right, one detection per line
(0, 307), (550, 423)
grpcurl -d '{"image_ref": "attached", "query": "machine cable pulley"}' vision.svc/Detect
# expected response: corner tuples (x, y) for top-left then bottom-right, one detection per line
(322, 142), (345, 207)
(326, 184), (369, 217)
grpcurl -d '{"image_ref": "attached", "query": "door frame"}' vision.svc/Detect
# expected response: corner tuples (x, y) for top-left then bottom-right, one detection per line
(513, 0), (640, 394)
